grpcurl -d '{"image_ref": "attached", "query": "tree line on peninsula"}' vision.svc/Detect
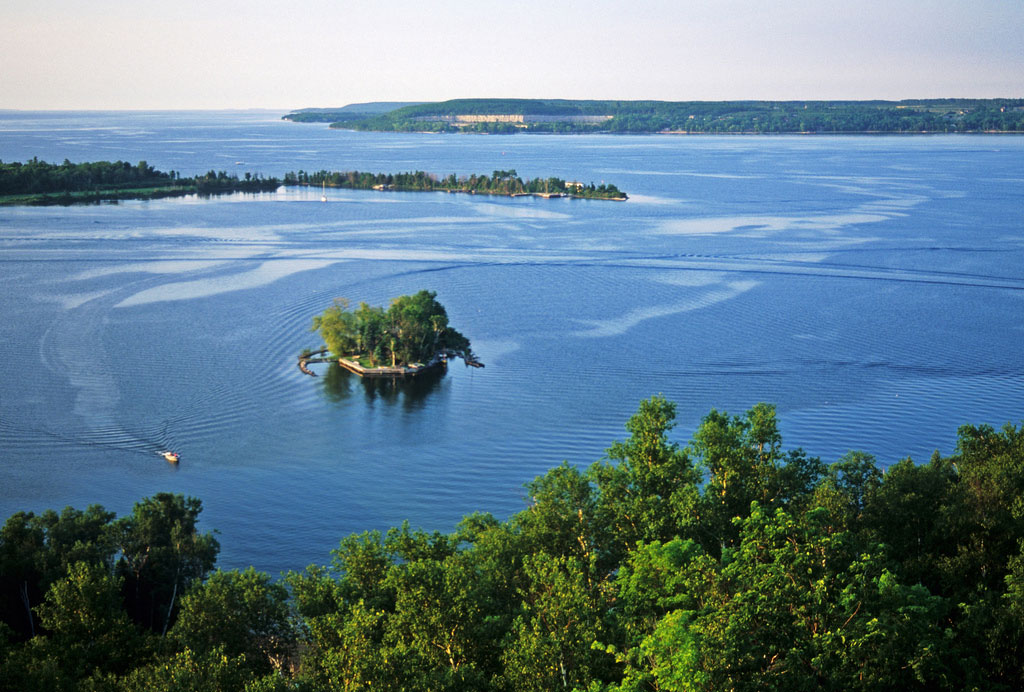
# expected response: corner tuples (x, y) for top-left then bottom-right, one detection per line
(0, 159), (628, 205)
(0, 159), (279, 205)
(284, 168), (627, 200)
(284, 98), (1024, 134)
(2, 397), (1024, 690)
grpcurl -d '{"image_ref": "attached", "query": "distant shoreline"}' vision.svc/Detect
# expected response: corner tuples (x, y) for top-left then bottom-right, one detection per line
(321, 126), (1024, 137)
(653, 129), (1024, 136)
(284, 97), (1024, 135)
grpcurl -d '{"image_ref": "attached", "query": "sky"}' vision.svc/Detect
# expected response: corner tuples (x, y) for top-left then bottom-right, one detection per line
(2, 0), (1023, 110)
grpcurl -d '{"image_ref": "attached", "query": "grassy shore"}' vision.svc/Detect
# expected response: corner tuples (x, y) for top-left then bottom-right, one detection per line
(0, 183), (287, 206)
(0, 185), (200, 206)
(0, 159), (281, 206)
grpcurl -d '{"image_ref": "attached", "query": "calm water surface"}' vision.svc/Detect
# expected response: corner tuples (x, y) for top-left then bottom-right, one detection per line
(2, 111), (1022, 575)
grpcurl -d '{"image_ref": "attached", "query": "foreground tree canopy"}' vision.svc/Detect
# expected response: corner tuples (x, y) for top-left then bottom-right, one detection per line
(310, 290), (474, 368)
(3, 398), (1024, 690)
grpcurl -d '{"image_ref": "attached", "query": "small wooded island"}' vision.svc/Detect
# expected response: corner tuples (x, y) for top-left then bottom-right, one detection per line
(301, 290), (481, 377)
(284, 168), (627, 200)
(0, 158), (280, 205)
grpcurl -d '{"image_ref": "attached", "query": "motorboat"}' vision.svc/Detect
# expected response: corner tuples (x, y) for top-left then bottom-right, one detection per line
(161, 451), (180, 463)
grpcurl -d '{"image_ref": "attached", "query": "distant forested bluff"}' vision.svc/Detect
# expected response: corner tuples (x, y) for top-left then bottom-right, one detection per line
(284, 97), (1024, 134)
(3, 397), (1024, 691)
(284, 168), (627, 200)
(0, 159), (279, 205)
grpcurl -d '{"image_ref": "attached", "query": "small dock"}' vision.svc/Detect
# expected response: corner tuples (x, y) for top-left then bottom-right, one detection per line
(299, 349), (483, 378)
(337, 355), (447, 378)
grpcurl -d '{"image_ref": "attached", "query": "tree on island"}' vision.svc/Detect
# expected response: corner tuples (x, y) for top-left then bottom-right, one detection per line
(312, 290), (474, 368)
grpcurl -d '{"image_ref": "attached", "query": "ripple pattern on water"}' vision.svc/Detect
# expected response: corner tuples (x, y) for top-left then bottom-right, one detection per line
(2, 117), (1024, 576)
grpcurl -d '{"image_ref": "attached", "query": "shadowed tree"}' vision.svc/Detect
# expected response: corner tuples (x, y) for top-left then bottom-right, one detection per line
(111, 493), (219, 634)
(4, 562), (141, 692)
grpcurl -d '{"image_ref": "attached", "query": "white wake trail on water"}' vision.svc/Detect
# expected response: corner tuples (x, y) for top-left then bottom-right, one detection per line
(572, 279), (760, 338)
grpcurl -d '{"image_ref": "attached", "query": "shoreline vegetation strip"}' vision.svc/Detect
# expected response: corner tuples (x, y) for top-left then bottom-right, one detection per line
(284, 168), (627, 200)
(0, 159), (628, 204)
(0, 158), (279, 206)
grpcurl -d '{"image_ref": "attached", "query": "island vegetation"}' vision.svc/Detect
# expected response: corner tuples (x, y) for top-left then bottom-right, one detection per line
(3, 397), (1024, 690)
(284, 98), (1024, 134)
(284, 168), (626, 201)
(309, 290), (477, 371)
(0, 158), (280, 206)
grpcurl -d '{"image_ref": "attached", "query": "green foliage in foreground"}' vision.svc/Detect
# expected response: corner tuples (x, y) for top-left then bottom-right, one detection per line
(0, 158), (280, 205)
(3, 398), (1024, 690)
(311, 290), (474, 368)
(284, 168), (627, 200)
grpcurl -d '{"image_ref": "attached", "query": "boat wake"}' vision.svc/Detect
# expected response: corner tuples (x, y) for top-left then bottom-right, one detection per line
(0, 414), (182, 462)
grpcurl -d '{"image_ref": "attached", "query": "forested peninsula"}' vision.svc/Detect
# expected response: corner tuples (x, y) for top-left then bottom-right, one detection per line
(284, 168), (627, 200)
(0, 160), (626, 205)
(0, 159), (280, 206)
(3, 397), (1024, 691)
(284, 98), (1024, 134)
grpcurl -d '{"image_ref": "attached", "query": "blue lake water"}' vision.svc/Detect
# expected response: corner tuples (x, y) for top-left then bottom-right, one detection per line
(2, 111), (1023, 575)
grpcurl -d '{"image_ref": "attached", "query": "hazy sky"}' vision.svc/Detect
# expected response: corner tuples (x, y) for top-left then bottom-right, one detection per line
(3, 0), (1023, 109)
